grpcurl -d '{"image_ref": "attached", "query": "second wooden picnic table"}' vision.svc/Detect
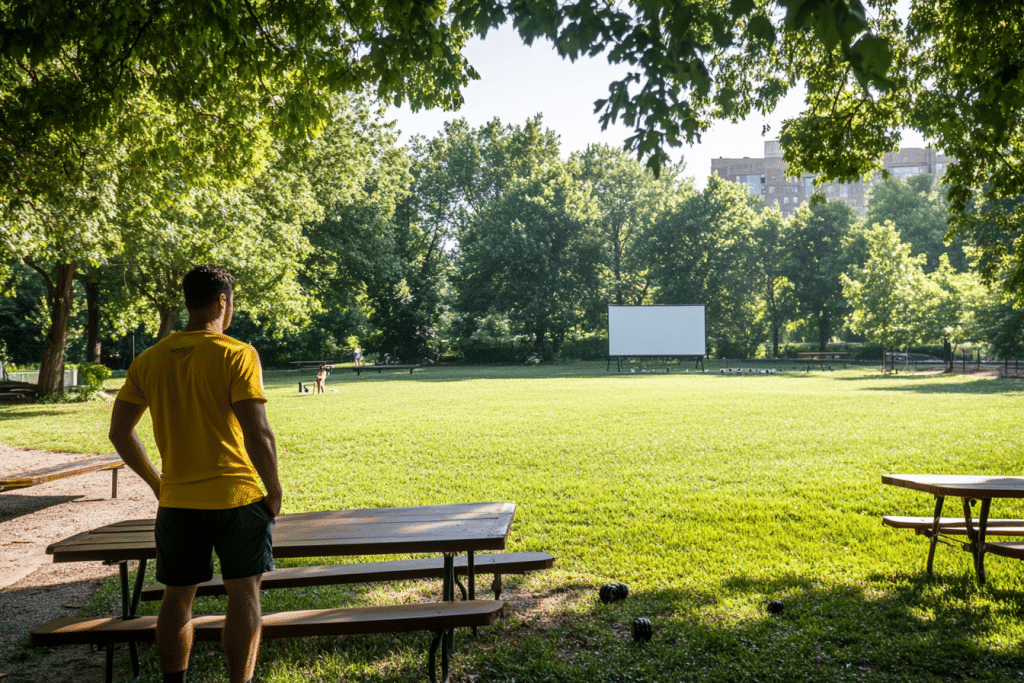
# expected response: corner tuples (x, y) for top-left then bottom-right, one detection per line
(882, 474), (1024, 585)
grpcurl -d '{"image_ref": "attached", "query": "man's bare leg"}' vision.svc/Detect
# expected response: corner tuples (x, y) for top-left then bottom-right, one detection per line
(223, 575), (263, 683)
(157, 585), (199, 676)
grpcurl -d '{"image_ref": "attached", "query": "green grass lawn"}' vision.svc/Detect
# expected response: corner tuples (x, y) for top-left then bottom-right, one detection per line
(4, 363), (1024, 682)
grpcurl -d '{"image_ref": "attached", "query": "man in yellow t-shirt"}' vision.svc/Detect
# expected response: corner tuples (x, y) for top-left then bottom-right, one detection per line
(109, 264), (282, 683)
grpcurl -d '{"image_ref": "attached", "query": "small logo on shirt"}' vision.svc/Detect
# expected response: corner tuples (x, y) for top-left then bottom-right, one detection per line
(170, 346), (195, 356)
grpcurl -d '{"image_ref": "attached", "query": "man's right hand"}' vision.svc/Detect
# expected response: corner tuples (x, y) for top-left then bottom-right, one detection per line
(262, 490), (282, 518)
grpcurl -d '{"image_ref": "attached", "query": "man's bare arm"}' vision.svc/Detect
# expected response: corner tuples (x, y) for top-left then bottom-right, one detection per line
(108, 399), (162, 499)
(232, 398), (283, 517)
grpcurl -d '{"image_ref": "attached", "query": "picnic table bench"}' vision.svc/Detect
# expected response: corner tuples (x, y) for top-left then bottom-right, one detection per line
(0, 453), (124, 498)
(139, 551), (555, 602)
(355, 363), (418, 376)
(0, 379), (36, 404)
(33, 601), (504, 683)
(796, 352), (849, 360)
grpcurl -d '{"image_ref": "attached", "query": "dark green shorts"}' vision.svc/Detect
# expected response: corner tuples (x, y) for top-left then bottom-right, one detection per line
(155, 500), (275, 586)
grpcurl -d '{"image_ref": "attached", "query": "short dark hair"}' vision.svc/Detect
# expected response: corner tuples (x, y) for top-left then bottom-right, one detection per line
(183, 264), (235, 310)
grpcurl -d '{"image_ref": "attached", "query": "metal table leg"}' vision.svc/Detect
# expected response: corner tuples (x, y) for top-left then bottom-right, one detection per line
(116, 559), (148, 679)
(926, 495), (945, 574)
(961, 498), (988, 586)
(442, 553), (455, 653)
(977, 498), (991, 585)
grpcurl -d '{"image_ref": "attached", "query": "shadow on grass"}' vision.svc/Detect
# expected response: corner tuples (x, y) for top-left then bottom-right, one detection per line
(0, 408), (69, 421)
(55, 567), (1024, 683)
(836, 374), (1024, 395)
(451, 571), (1024, 683)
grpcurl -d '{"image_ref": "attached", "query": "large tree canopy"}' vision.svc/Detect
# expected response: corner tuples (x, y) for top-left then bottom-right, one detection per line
(5, 2), (1020, 233)
(0, 0), (475, 199)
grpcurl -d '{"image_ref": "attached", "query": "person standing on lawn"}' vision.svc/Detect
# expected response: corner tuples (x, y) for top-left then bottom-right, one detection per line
(108, 264), (282, 683)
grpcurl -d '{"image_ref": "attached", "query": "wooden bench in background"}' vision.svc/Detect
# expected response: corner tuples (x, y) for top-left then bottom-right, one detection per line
(141, 551), (556, 602)
(0, 453), (124, 498)
(33, 600), (505, 683)
(355, 364), (418, 376)
(0, 379), (36, 404)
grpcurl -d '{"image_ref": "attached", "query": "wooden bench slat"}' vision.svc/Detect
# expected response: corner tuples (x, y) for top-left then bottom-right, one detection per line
(0, 454), (123, 491)
(32, 600), (505, 647)
(882, 516), (1024, 535)
(141, 552), (555, 601)
(983, 543), (1024, 560)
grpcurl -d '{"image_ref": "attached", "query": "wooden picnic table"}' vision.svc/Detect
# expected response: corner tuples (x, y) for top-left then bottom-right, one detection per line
(42, 502), (518, 682)
(355, 363), (418, 376)
(882, 474), (1024, 585)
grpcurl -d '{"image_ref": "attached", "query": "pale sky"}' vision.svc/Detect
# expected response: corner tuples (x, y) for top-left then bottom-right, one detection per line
(387, 25), (927, 190)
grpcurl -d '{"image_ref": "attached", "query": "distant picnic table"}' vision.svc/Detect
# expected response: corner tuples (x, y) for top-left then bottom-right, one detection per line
(289, 360), (337, 369)
(796, 352), (849, 360)
(355, 363), (418, 376)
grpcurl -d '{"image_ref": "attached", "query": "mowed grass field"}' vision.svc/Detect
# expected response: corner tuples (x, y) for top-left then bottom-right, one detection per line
(4, 363), (1024, 682)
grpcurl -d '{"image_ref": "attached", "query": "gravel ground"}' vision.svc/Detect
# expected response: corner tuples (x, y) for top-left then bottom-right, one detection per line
(0, 444), (159, 682)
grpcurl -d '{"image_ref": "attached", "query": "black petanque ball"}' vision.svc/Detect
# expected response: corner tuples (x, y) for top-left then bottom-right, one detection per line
(631, 617), (653, 643)
(599, 584), (616, 604)
(614, 583), (629, 601)
(767, 599), (784, 615)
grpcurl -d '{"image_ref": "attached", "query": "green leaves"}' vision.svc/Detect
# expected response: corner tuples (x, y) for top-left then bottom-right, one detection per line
(846, 33), (894, 91)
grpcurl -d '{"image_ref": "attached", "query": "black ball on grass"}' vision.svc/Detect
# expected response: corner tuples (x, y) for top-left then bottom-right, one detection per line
(599, 584), (616, 604)
(631, 617), (653, 643)
(767, 599), (784, 615)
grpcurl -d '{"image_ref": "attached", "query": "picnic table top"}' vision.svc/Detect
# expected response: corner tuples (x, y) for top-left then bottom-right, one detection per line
(47, 501), (517, 563)
(796, 352), (849, 358)
(0, 454), (124, 491)
(882, 474), (1024, 499)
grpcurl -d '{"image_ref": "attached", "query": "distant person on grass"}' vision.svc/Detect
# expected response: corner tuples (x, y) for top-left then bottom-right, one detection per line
(353, 346), (363, 366)
(315, 364), (327, 394)
(108, 264), (282, 683)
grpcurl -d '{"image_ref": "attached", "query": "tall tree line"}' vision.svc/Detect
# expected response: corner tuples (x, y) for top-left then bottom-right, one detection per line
(2, 113), (1018, 390)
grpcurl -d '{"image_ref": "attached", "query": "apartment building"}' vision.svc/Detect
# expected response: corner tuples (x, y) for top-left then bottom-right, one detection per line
(710, 140), (954, 217)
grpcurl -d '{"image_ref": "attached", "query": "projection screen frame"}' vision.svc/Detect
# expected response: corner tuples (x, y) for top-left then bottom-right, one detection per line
(607, 304), (706, 372)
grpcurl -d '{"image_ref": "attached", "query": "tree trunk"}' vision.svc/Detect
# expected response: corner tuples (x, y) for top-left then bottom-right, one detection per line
(772, 324), (780, 359)
(817, 312), (831, 351)
(35, 262), (76, 397)
(157, 307), (179, 339)
(84, 277), (102, 364)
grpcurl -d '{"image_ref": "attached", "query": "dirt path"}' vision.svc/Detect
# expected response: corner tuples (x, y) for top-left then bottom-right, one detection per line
(0, 444), (158, 681)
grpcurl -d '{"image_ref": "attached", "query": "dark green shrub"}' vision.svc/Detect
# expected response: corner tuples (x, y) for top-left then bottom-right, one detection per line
(559, 334), (607, 361)
(77, 363), (112, 397)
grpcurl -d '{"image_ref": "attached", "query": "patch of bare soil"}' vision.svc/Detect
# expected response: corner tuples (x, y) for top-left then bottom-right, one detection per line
(0, 444), (159, 682)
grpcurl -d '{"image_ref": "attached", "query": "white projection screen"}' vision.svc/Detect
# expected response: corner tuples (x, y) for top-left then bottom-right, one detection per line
(608, 305), (706, 356)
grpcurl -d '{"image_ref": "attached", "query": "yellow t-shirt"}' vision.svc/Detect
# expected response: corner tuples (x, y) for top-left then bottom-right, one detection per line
(117, 330), (267, 509)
